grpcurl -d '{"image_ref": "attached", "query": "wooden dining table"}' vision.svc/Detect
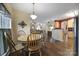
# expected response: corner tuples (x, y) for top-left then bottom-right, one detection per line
(17, 33), (42, 55)
(18, 33), (42, 51)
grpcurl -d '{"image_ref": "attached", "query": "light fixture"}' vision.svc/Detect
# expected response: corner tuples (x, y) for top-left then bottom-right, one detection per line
(30, 3), (37, 20)
(30, 14), (37, 20)
(74, 10), (78, 17)
(65, 10), (78, 17)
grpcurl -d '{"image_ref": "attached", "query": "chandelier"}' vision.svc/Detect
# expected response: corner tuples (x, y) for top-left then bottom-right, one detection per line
(30, 3), (37, 20)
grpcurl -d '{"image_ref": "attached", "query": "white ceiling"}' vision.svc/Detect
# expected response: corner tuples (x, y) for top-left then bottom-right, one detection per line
(11, 3), (79, 23)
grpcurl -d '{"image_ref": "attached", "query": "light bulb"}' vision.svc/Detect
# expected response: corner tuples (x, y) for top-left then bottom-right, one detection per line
(30, 14), (37, 20)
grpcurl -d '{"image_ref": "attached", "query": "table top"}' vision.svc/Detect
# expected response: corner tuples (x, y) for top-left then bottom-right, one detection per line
(18, 34), (41, 42)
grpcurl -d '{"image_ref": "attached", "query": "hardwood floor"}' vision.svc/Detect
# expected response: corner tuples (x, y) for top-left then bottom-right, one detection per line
(41, 41), (65, 56)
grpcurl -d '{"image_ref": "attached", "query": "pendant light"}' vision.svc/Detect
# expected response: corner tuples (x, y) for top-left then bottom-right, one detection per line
(30, 3), (37, 20)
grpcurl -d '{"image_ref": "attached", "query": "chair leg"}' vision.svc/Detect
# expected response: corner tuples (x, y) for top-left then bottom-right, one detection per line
(29, 51), (31, 56)
(39, 49), (42, 56)
(40, 52), (42, 56)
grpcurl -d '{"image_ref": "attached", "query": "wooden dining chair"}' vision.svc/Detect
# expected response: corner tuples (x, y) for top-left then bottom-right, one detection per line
(27, 33), (42, 56)
(17, 30), (26, 37)
(4, 31), (24, 56)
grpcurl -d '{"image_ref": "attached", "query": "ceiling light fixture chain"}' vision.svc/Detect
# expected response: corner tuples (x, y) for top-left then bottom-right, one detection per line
(33, 3), (35, 15)
(30, 0), (37, 20)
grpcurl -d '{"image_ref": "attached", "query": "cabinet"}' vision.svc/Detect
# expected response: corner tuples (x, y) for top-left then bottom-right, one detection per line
(54, 20), (61, 29)
(67, 18), (74, 28)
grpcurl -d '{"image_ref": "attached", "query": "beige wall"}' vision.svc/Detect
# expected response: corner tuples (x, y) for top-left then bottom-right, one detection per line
(13, 9), (30, 37)
(4, 3), (30, 44)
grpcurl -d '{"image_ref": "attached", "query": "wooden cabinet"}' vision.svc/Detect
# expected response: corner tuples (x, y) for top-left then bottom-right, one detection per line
(66, 18), (74, 49)
(54, 20), (61, 29)
(67, 31), (74, 49)
(67, 19), (74, 28)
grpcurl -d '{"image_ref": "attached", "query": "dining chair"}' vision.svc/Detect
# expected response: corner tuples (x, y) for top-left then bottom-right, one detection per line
(4, 31), (24, 56)
(27, 33), (42, 56)
(17, 30), (26, 37)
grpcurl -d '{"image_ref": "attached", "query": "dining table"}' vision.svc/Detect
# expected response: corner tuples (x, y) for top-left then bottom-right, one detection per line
(18, 33), (42, 47)
(17, 33), (42, 55)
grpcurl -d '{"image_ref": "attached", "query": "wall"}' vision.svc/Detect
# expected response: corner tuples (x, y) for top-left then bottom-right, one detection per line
(4, 3), (30, 44)
(13, 9), (30, 37)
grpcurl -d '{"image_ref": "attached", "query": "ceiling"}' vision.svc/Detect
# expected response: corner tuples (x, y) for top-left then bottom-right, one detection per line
(11, 3), (79, 23)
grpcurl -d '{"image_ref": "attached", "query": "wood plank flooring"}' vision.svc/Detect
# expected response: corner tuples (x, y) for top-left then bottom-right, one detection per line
(41, 41), (65, 56)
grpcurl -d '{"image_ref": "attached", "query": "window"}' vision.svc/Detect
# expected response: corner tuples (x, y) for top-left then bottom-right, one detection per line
(0, 30), (9, 56)
(0, 4), (11, 29)
(0, 30), (4, 55)
(0, 4), (11, 56)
